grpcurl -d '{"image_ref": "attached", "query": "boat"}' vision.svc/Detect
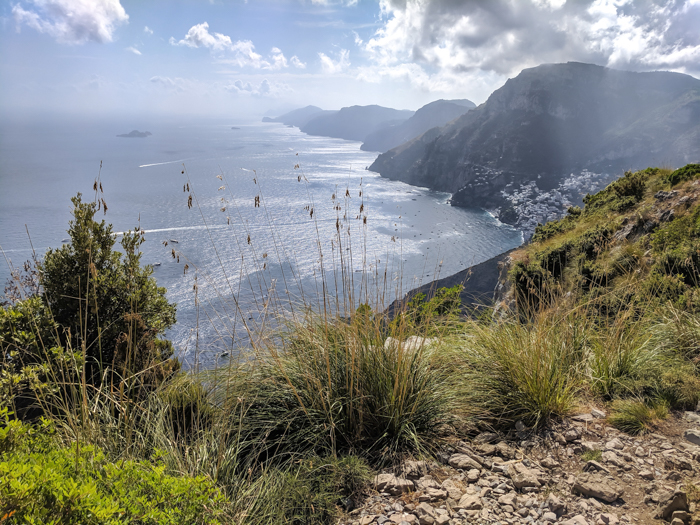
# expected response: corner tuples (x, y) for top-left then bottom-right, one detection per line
(61, 238), (70, 243)
(169, 239), (179, 243)
(153, 262), (161, 267)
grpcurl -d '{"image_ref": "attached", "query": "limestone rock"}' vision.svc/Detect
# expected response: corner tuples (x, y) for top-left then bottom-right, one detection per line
(454, 494), (483, 511)
(374, 474), (414, 495)
(448, 453), (481, 470)
(563, 515), (590, 525)
(656, 490), (689, 521)
(508, 462), (541, 489)
(685, 429), (700, 447)
(572, 473), (623, 503)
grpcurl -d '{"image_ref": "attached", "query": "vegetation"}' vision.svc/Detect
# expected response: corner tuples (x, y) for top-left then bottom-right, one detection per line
(3, 163), (700, 522)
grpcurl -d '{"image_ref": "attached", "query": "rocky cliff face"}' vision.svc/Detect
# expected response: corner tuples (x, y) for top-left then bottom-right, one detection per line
(369, 63), (700, 230)
(300, 105), (414, 142)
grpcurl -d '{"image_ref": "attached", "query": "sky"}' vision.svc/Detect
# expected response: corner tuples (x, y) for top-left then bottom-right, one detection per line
(1, 0), (700, 119)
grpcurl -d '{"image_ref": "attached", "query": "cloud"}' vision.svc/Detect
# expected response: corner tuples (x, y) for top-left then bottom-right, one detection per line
(319, 49), (350, 73)
(125, 46), (141, 55)
(170, 21), (232, 51)
(352, 30), (363, 46)
(144, 25), (153, 35)
(12, 0), (128, 44)
(224, 78), (289, 97)
(172, 22), (293, 70)
(366, 0), (700, 86)
(150, 75), (176, 87)
(290, 55), (307, 68)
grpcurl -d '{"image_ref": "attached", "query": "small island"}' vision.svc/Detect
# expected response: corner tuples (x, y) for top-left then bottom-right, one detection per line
(117, 130), (152, 138)
(231, 127), (240, 130)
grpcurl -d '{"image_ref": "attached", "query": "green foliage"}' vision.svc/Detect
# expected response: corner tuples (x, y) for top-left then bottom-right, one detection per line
(531, 206), (581, 243)
(608, 398), (668, 435)
(0, 298), (82, 419)
(237, 312), (458, 463)
(392, 285), (463, 334)
(667, 163), (700, 187)
(458, 312), (586, 428)
(0, 412), (228, 524)
(270, 456), (371, 525)
(581, 449), (602, 462)
(38, 193), (178, 388)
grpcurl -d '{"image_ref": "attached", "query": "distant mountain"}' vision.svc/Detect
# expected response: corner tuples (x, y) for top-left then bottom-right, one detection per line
(261, 105), (335, 128)
(370, 62), (700, 224)
(300, 105), (414, 142)
(117, 130), (151, 138)
(361, 99), (476, 153)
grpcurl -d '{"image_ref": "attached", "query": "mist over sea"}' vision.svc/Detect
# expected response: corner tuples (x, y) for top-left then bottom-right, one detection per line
(0, 116), (522, 366)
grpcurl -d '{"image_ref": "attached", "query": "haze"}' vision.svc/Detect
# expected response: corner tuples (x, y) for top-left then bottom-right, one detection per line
(1, 0), (700, 119)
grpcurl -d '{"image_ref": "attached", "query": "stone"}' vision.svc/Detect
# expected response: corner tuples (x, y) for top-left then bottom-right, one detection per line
(639, 469), (655, 480)
(684, 412), (700, 424)
(563, 516), (590, 525)
(684, 429), (700, 447)
(543, 511), (557, 522)
(455, 494), (483, 511)
(441, 479), (463, 500)
(656, 490), (689, 521)
(581, 441), (602, 452)
(447, 454), (481, 470)
(591, 408), (606, 418)
(418, 488), (447, 502)
(496, 441), (517, 459)
(415, 502), (436, 520)
(565, 427), (582, 441)
(498, 492), (518, 507)
(374, 474), (414, 495)
(573, 413), (595, 422)
(600, 513), (619, 524)
(583, 460), (610, 473)
(515, 420), (526, 431)
(671, 519), (685, 525)
(360, 516), (376, 525)
(546, 493), (566, 515)
(403, 461), (430, 479)
(602, 450), (625, 467)
(572, 473), (623, 503)
(473, 432), (499, 444)
(541, 456), (560, 469)
(605, 438), (625, 450)
(672, 510), (691, 522)
(634, 447), (646, 457)
(553, 432), (567, 445)
(466, 469), (480, 483)
(476, 443), (497, 456)
(434, 516), (449, 525)
(507, 462), (541, 490)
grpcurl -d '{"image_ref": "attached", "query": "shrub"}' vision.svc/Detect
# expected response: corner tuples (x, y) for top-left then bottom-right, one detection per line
(581, 449), (602, 462)
(235, 311), (458, 463)
(608, 398), (668, 435)
(458, 311), (587, 428)
(0, 412), (229, 525)
(38, 193), (178, 389)
(667, 164), (700, 187)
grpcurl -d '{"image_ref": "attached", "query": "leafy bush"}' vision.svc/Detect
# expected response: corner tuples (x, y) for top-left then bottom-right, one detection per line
(667, 164), (700, 187)
(0, 412), (229, 525)
(392, 285), (463, 334)
(38, 193), (178, 389)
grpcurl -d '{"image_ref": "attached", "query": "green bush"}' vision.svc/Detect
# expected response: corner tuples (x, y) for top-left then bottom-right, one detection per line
(458, 312), (586, 428)
(38, 193), (178, 389)
(608, 398), (668, 435)
(0, 411), (228, 524)
(667, 164), (700, 187)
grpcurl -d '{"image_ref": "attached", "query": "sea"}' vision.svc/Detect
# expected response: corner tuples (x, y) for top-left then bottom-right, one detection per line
(0, 115), (522, 367)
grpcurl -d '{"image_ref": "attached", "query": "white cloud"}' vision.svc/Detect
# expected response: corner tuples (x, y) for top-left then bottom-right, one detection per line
(319, 49), (350, 73)
(290, 55), (306, 69)
(144, 25), (153, 35)
(352, 30), (363, 46)
(365, 0), (700, 91)
(171, 21), (232, 51)
(224, 78), (289, 97)
(172, 23), (294, 70)
(125, 46), (141, 55)
(12, 0), (128, 44)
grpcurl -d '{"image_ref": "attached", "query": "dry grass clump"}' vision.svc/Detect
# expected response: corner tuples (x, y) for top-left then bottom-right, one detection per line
(608, 398), (668, 435)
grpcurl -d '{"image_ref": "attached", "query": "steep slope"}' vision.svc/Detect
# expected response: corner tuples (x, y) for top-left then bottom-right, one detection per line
(261, 105), (335, 128)
(300, 105), (414, 142)
(370, 63), (700, 219)
(361, 99), (475, 153)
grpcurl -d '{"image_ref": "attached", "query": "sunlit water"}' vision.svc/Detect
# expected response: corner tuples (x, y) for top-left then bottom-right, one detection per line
(0, 116), (522, 366)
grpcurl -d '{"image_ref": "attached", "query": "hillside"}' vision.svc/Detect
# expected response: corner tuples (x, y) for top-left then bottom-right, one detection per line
(360, 99), (475, 153)
(300, 104), (414, 142)
(370, 63), (700, 231)
(504, 164), (700, 315)
(261, 105), (335, 128)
